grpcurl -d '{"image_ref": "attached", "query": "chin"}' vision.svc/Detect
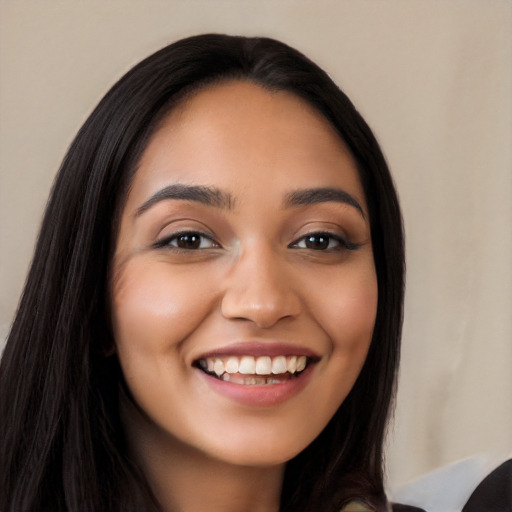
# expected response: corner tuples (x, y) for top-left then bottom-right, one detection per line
(197, 423), (319, 469)
(211, 444), (302, 469)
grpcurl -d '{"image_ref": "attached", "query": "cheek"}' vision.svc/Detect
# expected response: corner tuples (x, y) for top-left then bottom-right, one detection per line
(307, 261), (378, 389)
(313, 261), (378, 346)
(330, 281), (378, 347)
(110, 261), (214, 357)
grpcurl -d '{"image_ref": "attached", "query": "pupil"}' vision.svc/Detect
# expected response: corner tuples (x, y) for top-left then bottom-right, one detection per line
(306, 235), (329, 250)
(178, 234), (201, 249)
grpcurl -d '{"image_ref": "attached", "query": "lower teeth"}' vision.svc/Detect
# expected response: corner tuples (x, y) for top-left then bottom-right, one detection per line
(217, 372), (299, 385)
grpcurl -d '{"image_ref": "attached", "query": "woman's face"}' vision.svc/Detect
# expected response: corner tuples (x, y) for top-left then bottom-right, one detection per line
(111, 81), (377, 467)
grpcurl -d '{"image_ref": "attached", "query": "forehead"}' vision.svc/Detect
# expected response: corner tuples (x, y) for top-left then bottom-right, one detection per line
(130, 80), (365, 209)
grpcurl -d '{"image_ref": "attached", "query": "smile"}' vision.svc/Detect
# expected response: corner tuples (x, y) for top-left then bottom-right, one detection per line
(195, 355), (310, 385)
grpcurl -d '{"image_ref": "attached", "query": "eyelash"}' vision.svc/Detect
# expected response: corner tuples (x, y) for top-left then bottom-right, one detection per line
(289, 232), (360, 252)
(153, 231), (219, 251)
(154, 230), (360, 252)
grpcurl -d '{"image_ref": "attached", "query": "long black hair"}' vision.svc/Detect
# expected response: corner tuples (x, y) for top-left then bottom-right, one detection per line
(0, 34), (404, 512)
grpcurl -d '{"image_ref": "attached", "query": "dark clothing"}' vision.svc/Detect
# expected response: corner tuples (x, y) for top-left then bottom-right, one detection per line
(462, 459), (512, 512)
(340, 497), (426, 512)
(392, 504), (426, 512)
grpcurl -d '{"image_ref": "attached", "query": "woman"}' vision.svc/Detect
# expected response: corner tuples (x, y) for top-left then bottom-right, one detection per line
(0, 34), (410, 512)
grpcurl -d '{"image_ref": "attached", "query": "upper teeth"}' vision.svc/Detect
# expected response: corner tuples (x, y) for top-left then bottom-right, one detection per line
(200, 355), (308, 377)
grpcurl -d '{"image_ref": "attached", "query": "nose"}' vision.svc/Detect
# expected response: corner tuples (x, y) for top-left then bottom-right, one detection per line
(221, 244), (302, 329)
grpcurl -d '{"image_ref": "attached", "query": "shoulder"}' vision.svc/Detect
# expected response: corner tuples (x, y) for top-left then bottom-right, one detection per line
(462, 459), (512, 512)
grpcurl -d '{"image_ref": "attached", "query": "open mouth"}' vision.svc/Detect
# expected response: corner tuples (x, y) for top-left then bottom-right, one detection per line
(194, 355), (312, 385)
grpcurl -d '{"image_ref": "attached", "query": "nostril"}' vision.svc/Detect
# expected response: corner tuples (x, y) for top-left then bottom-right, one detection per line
(221, 299), (298, 329)
(221, 285), (301, 329)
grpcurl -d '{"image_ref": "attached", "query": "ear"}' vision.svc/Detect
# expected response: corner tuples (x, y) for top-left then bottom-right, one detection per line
(99, 326), (117, 357)
(101, 342), (117, 357)
(96, 311), (117, 357)
(100, 295), (118, 357)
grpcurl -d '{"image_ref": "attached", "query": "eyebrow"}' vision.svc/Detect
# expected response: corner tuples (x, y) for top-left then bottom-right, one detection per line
(135, 184), (234, 216)
(284, 187), (365, 218)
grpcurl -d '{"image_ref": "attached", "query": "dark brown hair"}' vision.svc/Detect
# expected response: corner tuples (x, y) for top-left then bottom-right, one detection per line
(0, 34), (404, 512)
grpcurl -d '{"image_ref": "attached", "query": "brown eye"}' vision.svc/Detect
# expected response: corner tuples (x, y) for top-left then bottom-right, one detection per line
(304, 234), (331, 250)
(293, 233), (340, 251)
(156, 231), (218, 250)
(290, 232), (360, 252)
(175, 234), (202, 249)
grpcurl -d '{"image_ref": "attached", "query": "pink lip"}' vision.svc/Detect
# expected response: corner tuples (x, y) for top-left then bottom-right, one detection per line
(192, 342), (320, 407)
(195, 341), (320, 360)
(196, 365), (314, 407)
(195, 360), (316, 407)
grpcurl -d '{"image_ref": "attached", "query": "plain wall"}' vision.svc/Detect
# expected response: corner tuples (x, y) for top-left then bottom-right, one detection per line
(1, 0), (511, 493)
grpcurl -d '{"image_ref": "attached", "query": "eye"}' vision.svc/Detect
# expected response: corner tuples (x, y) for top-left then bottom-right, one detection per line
(290, 232), (358, 251)
(156, 231), (218, 250)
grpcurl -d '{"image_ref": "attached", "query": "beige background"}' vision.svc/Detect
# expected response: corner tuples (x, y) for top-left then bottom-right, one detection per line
(1, 0), (511, 497)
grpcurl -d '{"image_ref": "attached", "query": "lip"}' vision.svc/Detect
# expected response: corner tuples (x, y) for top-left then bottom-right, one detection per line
(194, 341), (321, 360)
(192, 341), (320, 407)
(195, 362), (316, 407)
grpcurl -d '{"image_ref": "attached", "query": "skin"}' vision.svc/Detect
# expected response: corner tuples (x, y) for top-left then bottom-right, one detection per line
(111, 81), (378, 512)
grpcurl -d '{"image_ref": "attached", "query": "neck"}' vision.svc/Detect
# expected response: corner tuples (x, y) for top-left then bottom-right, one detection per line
(121, 395), (285, 512)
